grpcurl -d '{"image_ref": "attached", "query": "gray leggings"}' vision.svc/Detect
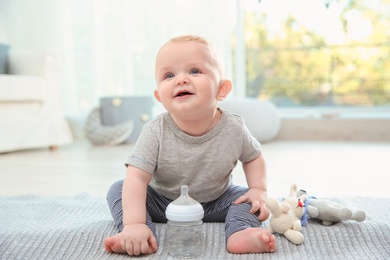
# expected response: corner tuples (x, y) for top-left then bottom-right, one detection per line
(107, 180), (263, 241)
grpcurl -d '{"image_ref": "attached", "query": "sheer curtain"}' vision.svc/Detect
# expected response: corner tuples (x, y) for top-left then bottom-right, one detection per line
(59, 0), (236, 120)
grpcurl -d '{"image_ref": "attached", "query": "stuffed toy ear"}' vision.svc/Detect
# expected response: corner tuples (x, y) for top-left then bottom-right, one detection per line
(289, 184), (298, 197)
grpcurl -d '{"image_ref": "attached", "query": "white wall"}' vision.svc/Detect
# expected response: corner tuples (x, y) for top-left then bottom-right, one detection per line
(0, 0), (64, 51)
(0, 5), (8, 44)
(0, 0), (239, 133)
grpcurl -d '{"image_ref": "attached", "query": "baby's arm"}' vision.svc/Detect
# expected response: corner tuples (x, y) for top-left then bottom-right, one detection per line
(235, 153), (269, 221)
(120, 166), (157, 255)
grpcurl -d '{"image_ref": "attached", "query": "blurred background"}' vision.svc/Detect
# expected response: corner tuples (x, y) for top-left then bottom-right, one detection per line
(1, 0), (389, 137)
(0, 0), (389, 198)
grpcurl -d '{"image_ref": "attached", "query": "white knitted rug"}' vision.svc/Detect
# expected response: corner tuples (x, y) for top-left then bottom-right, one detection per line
(1, 194), (389, 260)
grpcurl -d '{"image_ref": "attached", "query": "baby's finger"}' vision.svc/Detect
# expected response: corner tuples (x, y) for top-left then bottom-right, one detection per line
(132, 242), (142, 256)
(120, 237), (127, 253)
(140, 240), (149, 255)
(258, 203), (270, 221)
(125, 241), (134, 256)
(250, 200), (261, 214)
(148, 235), (158, 254)
(234, 195), (247, 204)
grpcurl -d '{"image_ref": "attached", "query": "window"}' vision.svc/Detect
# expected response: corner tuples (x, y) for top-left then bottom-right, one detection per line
(241, 0), (390, 108)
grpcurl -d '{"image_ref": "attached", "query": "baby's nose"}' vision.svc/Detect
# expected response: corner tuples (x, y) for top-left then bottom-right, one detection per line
(176, 74), (189, 85)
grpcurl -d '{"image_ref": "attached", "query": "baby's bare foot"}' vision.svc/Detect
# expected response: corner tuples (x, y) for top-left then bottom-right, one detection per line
(226, 228), (276, 254)
(104, 234), (126, 254)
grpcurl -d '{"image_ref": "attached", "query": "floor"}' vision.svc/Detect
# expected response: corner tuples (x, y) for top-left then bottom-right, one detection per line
(1, 139), (389, 199)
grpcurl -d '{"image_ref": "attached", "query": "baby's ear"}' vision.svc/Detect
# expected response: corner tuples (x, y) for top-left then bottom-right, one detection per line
(154, 90), (161, 102)
(217, 80), (232, 101)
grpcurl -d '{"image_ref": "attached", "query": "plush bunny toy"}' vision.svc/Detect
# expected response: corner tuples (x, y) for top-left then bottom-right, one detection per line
(265, 195), (305, 245)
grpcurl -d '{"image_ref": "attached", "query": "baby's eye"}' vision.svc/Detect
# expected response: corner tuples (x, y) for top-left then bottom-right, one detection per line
(189, 68), (200, 74)
(165, 73), (174, 79)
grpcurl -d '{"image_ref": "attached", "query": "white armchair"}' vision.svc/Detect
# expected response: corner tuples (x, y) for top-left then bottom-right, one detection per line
(0, 50), (73, 153)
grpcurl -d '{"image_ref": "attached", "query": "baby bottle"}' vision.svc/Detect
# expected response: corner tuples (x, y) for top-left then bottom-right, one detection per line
(165, 185), (204, 258)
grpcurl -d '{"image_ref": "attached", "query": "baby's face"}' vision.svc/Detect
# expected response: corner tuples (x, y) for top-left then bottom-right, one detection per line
(154, 41), (222, 116)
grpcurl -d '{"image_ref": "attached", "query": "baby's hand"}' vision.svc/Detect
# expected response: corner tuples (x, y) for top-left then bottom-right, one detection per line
(234, 188), (270, 221)
(120, 223), (157, 256)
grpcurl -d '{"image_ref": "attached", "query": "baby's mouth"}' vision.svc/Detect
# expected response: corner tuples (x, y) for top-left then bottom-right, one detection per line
(175, 91), (194, 97)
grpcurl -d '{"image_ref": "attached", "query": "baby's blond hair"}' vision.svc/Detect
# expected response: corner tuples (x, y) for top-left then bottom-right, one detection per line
(170, 35), (209, 45)
(167, 35), (225, 78)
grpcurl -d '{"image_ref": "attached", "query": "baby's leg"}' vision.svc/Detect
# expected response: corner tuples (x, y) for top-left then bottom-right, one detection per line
(104, 180), (129, 253)
(106, 180), (127, 231)
(225, 202), (275, 253)
(106, 181), (162, 233)
(104, 181), (169, 254)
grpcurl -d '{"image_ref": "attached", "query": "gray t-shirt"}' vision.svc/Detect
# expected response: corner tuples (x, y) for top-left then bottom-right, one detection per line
(126, 108), (261, 203)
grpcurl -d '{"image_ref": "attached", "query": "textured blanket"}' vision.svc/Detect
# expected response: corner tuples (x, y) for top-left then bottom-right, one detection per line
(0, 194), (389, 260)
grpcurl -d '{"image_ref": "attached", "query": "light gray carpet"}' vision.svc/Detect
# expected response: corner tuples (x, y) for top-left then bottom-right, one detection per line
(0, 194), (389, 260)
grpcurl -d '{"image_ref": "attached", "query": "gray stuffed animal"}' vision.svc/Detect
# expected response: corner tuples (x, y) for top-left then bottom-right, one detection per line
(297, 188), (366, 226)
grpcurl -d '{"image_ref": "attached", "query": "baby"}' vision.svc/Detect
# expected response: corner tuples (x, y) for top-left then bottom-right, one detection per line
(104, 35), (276, 256)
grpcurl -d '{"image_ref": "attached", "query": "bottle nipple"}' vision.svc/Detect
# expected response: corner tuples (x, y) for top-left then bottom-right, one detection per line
(172, 185), (198, 205)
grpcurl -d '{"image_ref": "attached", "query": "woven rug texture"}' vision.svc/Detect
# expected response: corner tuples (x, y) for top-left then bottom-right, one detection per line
(0, 194), (389, 260)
